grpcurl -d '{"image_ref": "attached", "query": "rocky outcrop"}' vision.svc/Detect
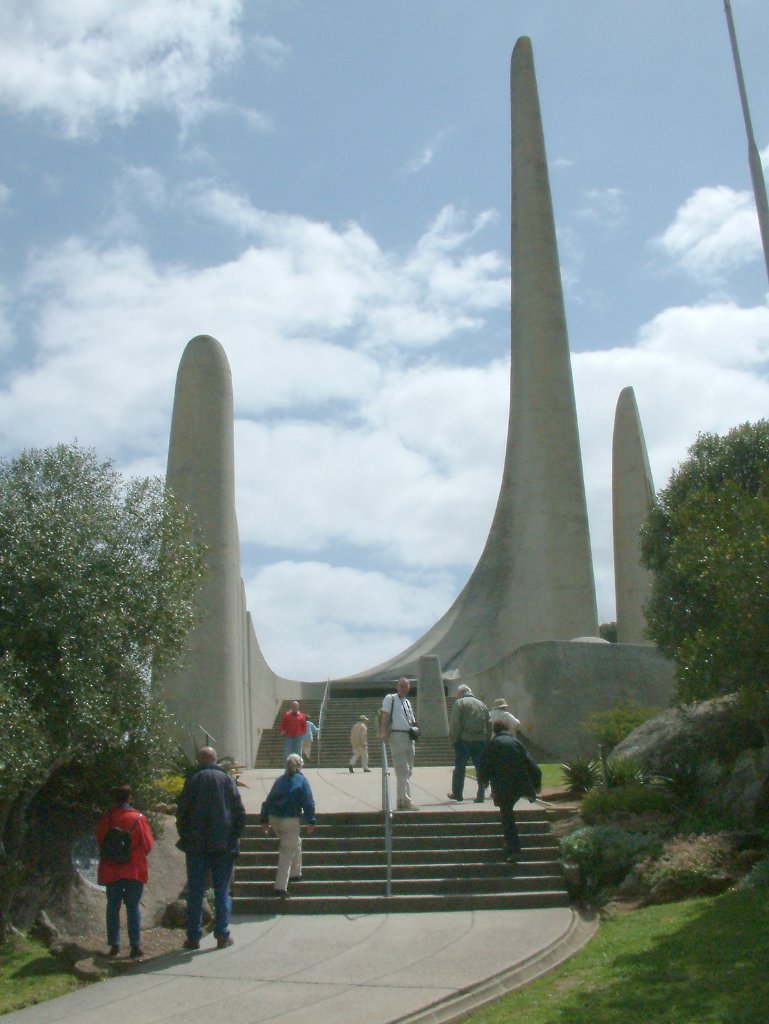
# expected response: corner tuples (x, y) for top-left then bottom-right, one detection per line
(612, 694), (769, 825)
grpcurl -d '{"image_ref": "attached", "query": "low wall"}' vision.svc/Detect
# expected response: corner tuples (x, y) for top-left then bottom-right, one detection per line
(466, 640), (676, 760)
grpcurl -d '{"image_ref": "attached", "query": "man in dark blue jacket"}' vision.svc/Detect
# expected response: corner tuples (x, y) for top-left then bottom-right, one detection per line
(478, 722), (542, 862)
(176, 747), (245, 949)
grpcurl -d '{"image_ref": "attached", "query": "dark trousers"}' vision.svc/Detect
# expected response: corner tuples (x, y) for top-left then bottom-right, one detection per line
(497, 792), (522, 854)
(185, 851), (234, 942)
(451, 740), (487, 799)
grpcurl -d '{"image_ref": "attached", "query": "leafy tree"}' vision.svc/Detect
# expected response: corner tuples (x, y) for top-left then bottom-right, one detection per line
(0, 443), (206, 940)
(640, 421), (769, 713)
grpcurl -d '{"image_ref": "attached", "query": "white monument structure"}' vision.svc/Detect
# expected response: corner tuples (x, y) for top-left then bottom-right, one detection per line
(612, 386), (656, 646)
(158, 37), (674, 762)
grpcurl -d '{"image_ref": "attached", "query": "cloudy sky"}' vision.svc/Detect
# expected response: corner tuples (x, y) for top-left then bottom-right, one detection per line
(1, 1), (768, 681)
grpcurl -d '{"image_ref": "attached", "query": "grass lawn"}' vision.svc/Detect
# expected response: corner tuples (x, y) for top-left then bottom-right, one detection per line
(463, 885), (769, 1024)
(539, 763), (565, 789)
(468, 763), (565, 789)
(0, 937), (85, 1015)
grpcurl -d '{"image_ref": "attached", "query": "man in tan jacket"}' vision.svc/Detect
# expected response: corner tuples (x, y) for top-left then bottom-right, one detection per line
(348, 715), (371, 773)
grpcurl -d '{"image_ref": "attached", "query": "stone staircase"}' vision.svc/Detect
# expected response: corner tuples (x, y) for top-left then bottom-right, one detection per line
(232, 806), (569, 915)
(254, 690), (455, 769)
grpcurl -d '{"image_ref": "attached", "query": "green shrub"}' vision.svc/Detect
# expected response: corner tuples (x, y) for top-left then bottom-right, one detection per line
(740, 858), (769, 891)
(560, 825), (664, 896)
(580, 704), (660, 751)
(636, 834), (732, 897)
(581, 783), (673, 822)
(603, 757), (660, 788)
(560, 757), (601, 793)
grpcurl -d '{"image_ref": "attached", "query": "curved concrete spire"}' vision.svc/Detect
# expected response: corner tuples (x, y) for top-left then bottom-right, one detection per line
(346, 36), (598, 680)
(160, 335), (248, 760)
(612, 386), (655, 644)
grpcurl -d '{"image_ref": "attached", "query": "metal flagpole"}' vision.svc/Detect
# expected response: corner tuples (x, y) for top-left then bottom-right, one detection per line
(723, 0), (769, 289)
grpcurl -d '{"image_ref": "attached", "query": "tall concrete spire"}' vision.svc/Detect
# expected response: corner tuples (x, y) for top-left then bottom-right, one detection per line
(347, 35), (598, 680)
(612, 386), (655, 644)
(159, 335), (248, 760)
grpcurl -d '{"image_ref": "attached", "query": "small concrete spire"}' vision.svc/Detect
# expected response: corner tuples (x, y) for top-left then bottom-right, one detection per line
(612, 386), (655, 644)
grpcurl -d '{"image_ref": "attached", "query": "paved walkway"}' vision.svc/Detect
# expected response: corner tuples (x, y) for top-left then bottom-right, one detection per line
(4, 767), (597, 1024)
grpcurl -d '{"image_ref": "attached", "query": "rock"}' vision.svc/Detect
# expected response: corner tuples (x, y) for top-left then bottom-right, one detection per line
(720, 748), (769, 824)
(612, 694), (760, 767)
(161, 899), (187, 928)
(161, 897), (212, 928)
(699, 872), (734, 896)
(29, 910), (59, 947)
(736, 849), (765, 870)
(72, 957), (109, 981)
(645, 876), (689, 904)
(49, 940), (92, 965)
(612, 694), (769, 826)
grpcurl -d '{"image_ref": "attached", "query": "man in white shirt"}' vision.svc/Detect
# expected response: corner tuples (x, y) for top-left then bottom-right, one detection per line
(380, 677), (418, 810)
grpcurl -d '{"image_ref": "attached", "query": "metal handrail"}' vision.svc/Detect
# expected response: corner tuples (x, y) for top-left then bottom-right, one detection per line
(381, 740), (393, 897)
(316, 679), (331, 767)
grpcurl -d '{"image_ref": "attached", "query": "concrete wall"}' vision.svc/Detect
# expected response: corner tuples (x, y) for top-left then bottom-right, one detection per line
(465, 640), (676, 760)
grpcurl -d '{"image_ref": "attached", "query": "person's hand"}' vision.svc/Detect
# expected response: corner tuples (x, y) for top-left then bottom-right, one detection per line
(261, 824), (270, 835)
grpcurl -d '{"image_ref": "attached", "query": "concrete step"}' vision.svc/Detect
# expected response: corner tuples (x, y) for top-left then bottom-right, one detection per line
(237, 845), (560, 868)
(233, 873), (565, 897)
(242, 818), (553, 837)
(241, 838), (559, 855)
(232, 890), (571, 915)
(234, 787), (568, 916)
(234, 859), (562, 881)
(245, 808), (552, 826)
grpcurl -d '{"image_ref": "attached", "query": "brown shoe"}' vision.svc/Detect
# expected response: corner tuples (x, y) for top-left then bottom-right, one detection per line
(183, 939), (200, 950)
(216, 935), (234, 949)
(129, 946), (144, 958)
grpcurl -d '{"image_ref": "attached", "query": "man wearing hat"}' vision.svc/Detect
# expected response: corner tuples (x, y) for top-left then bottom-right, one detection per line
(447, 684), (490, 803)
(348, 715), (371, 773)
(490, 698), (521, 735)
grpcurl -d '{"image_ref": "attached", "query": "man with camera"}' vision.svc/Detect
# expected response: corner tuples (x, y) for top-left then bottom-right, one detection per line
(380, 677), (418, 810)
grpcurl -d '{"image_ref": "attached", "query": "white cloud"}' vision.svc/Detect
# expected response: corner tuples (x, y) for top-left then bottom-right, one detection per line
(655, 184), (761, 282)
(574, 300), (769, 623)
(4, 174), (769, 677)
(400, 127), (454, 176)
(0, 182), (10, 208)
(245, 561), (457, 680)
(575, 187), (627, 229)
(0, 0), (258, 136)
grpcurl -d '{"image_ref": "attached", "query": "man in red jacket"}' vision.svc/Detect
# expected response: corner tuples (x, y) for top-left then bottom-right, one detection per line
(96, 784), (154, 958)
(279, 701), (308, 763)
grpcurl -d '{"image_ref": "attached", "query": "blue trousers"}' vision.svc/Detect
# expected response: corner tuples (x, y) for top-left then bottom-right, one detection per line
(185, 851), (234, 942)
(451, 740), (487, 799)
(106, 879), (143, 949)
(283, 735), (303, 762)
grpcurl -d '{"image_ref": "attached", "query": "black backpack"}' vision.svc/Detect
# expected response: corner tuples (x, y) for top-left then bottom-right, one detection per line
(100, 811), (141, 864)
